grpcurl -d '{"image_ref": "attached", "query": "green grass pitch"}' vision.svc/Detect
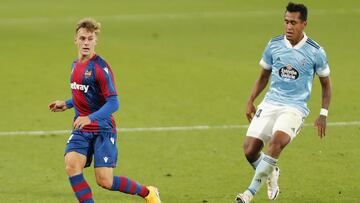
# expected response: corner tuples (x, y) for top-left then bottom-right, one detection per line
(0, 0), (359, 202)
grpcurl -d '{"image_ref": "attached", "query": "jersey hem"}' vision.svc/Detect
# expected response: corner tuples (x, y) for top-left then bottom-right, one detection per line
(262, 99), (308, 117)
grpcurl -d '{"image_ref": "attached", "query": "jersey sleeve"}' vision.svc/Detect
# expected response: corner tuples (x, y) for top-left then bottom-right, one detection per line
(95, 64), (118, 98)
(88, 95), (119, 121)
(65, 98), (74, 108)
(259, 40), (272, 70)
(315, 47), (330, 77)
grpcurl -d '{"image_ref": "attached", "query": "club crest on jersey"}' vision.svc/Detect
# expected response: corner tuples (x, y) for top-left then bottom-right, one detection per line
(279, 65), (299, 80)
(84, 70), (92, 79)
(70, 82), (89, 93)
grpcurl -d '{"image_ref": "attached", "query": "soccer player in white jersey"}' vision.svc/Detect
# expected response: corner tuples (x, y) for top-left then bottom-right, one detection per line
(235, 2), (332, 203)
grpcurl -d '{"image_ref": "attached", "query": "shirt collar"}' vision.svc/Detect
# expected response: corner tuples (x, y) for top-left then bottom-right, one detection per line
(284, 33), (308, 49)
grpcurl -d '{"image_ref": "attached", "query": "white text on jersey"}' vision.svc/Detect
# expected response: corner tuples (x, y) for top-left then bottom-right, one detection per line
(70, 82), (89, 93)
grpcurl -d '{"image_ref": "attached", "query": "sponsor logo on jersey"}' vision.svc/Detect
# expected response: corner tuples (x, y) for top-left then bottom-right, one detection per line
(279, 65), (299, 80)
(70, 82), (89, 93)
(103, 157), (109, 163)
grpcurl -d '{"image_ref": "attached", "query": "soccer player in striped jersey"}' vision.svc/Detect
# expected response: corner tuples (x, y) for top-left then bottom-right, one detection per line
(49, 18), (161, 203)
(235, 2), (332, 203)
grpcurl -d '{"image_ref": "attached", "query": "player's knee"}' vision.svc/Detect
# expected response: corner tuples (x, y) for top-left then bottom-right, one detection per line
(268, 140), (288, 157)
(65, 164), (82, 176)
(96, 175), (113, 189)
(268, 131), (291, 155)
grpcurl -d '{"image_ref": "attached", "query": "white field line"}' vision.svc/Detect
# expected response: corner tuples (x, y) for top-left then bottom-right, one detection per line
(0, 9), (359, 25)
(0, 121), (359, 136)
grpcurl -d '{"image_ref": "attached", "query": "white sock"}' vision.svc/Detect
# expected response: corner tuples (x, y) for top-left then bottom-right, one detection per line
(248, 155), (277, 195)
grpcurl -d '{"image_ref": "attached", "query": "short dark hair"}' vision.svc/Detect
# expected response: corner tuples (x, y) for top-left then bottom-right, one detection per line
(286, 2), (308, 21)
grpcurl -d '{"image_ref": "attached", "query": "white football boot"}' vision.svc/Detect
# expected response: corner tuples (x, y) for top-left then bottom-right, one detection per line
(267, 166), (280, 200)
(235, 190), (253, 203)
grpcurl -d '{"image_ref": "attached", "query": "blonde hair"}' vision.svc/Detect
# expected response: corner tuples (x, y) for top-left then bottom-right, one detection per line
(75, 17), (101, 34)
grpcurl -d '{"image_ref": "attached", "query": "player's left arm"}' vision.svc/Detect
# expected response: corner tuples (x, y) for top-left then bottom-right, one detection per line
(314, 75), (332, 138)
(313, 47), (332, 138)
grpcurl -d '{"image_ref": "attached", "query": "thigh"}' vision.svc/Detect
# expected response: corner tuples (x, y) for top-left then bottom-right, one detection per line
(93, 132), (118, 168)
(246, 102), (279, 144)
(65, 131), (95, 167)
(272, 108), (304, 141)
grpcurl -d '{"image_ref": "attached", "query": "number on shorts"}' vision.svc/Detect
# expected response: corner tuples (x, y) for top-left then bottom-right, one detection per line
(255, 109), (263, 118)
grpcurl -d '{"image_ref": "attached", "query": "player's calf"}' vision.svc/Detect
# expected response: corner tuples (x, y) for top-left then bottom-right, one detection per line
(110, 176), (150, 197)
(243, 137), (264, 164)
(95, 174), (113, 189)
(69, 173), (94, 203)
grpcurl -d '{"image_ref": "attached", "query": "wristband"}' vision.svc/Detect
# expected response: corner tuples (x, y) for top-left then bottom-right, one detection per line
(320, 108), (328, 117)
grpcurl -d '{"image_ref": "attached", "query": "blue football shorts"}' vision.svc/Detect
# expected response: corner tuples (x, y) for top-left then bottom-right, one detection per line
(65, 131), (118, 168)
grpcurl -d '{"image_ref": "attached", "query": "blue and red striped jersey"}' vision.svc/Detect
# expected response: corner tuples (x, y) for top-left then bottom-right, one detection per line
(69, 54), (118, 132)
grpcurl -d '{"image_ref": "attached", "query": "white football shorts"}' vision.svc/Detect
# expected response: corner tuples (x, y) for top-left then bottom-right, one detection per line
(246, 102), (305, 144)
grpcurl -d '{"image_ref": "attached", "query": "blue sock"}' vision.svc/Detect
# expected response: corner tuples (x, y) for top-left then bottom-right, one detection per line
(111, 176), (149, 198)
(69, 173), (94, 203)
(248, 155), (277, 195)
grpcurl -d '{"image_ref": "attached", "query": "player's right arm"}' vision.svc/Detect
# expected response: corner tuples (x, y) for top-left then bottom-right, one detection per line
(48, 98), (73, 112)
(246, 68), (271, 122)
(246, 39), (273, 122)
